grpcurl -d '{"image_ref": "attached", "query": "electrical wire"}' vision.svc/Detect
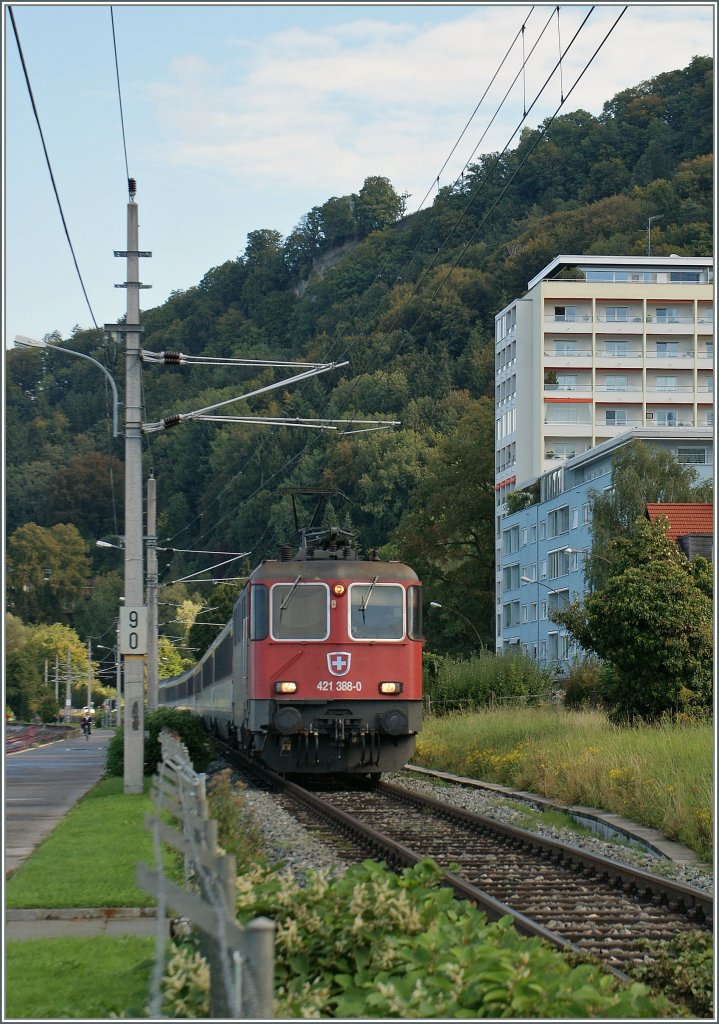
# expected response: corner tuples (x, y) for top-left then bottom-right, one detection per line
(110, 6), (131, 184)
(8, 6), (101, 333)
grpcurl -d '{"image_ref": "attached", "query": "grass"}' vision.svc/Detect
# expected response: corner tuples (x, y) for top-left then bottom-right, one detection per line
(5, 775), (177, 1020)
(5, 936), (156, 1019)
(414, 706), (714, 862)
(6, 776), (176, 909)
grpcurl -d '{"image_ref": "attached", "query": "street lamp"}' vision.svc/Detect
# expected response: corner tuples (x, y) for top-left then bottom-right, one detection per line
(647, 214), (663, 257)
(429, 601), (484, 650)
(14, 336), (120, 437)
(521, 577), (571, 665)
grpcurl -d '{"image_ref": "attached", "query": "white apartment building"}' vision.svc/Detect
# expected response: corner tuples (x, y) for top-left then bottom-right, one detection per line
(494, 254), (714, 651)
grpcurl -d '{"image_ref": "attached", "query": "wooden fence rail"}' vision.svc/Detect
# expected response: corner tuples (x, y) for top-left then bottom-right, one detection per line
(137, 729), (275, 1018)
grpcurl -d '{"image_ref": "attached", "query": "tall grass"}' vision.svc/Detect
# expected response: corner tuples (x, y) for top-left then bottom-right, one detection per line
(414, 707), (713, 861)
(424, 650), (554, 712)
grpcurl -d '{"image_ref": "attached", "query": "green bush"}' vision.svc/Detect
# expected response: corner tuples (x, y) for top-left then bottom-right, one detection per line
(424, 650), (554, 712)
(163, 859), (672, 1018)
(562, 657), (605, 709)
(104, 708), (217, 777)
(634, 930), (714, 1017)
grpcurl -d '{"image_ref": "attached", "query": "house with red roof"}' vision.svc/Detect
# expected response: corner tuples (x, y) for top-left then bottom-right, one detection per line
(645, 503), (713, 561)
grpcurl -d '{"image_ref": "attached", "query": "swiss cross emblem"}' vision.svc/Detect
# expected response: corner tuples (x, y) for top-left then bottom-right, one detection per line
(327, 652), (351, 676)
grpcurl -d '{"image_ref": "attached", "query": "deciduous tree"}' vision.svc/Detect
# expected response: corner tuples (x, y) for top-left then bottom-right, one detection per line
(553, 517), (713, 720)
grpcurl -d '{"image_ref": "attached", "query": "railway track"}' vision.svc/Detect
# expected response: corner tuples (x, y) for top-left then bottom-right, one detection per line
(226, 753), (711, 981)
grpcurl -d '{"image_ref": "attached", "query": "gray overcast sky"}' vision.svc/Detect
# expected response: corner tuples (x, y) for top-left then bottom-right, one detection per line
(4, 2), (714, 345)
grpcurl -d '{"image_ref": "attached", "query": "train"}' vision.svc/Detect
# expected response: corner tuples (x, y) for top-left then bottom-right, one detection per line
(158, 524), (423, 777)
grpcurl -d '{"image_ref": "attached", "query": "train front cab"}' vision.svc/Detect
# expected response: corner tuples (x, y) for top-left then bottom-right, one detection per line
(241, 561), (423, 774)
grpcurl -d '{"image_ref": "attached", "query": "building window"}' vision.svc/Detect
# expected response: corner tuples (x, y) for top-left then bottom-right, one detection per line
(540, 601), (547, 620)
(503, 563), (520, 591)
(531, 602), (537, 622)
(656, 376), (678, 392)
(548, 548), (570, 580)
(548, 505), (570, 538)
(554, 305), (577, 322)
(656, 306), (679, 320)
(502, 526), (520, 554)
(707, 376), (713, 393)
(522, 605), (528, 624)
(677, 447), (706, 465)
(604, 306), (628, 322)
(605, 340), (627, 356)
(583, 502), (591, 524)
(655, 410), (678, 426)
(605, 409), (627, 425)
(556, 374), (578, 389)
(656, 341), (679, 357)
(554, 340), (577, 355)
(539, 520), (546, 540)
(605, 375), (628, 391)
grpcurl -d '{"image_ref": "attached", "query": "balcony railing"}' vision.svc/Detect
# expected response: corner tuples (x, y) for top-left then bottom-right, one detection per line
(543, 314), (708, 325)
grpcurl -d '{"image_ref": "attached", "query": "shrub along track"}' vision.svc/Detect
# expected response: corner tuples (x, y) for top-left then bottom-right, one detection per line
(226, 751), (712, 983)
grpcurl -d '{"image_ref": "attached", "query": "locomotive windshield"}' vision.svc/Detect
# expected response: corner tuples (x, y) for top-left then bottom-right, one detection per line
(271, 582), (329, 640)
(349, 583), (404, 640)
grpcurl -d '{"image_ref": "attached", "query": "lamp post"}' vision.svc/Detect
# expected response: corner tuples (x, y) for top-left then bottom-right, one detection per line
(521, 577), (571, 665)
(429, 601), (484, 650)
(647, 215), (663, 257)
(13, 336), (119, 437)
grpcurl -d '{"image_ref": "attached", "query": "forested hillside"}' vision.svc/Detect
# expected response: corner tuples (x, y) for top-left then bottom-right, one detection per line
(6, 56), (713, 680)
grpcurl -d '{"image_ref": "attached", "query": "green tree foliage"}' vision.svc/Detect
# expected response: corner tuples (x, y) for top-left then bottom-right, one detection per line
(552, 518), (713, 721)
(187, 581), (244, 653)
(354, 175), (403, 233)
(46, 451), (124, 536)
(4, 615), (93, 718)
(392, 397), (496, 651)
(6, 523), (92, 626)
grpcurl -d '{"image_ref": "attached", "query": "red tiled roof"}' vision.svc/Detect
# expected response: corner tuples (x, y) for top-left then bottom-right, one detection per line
(645, 503), (714, 541)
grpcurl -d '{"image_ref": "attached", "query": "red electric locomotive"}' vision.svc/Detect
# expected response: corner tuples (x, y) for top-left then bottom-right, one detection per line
(158, 526), (423, 777)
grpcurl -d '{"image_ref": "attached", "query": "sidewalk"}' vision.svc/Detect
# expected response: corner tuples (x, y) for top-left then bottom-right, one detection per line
(5, 727), (169, 941)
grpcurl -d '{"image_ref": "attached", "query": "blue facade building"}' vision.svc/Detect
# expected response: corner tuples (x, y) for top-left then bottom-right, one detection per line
(497, 428), (713, 671)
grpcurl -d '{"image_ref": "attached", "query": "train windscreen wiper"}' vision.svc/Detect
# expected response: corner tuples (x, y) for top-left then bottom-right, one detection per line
(279, 576), (303, 614)
(359, 576), (379, 622)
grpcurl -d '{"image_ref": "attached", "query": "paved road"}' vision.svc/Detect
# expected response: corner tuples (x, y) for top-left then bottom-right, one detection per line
(5, 728), (113, 876)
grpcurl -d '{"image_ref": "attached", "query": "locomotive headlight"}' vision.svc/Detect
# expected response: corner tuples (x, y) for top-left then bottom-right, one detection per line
(333, 584), (346, 596)
(379, 681), (403, 695)
(274, 681), (298, 694)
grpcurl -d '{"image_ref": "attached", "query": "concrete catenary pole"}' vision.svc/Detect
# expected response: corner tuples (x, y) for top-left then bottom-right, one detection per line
(122, 188), (146, 794)
(65, 649), (72, 721)
(146, 474), (158, 711)
(87, 638), (93, 711)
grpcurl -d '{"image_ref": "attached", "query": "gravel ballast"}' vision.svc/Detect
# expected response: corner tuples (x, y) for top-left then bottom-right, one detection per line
(208, 761), (713, 896)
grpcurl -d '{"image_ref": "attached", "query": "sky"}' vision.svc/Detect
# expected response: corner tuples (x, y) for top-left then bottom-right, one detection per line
(3, 2), (715, 346)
